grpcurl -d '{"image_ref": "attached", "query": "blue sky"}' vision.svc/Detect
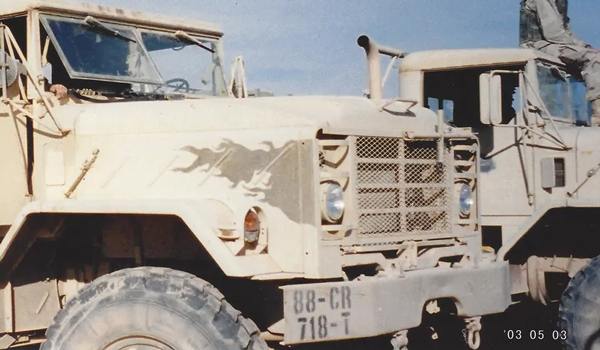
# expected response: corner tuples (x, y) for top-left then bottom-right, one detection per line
(94, 0), (600, 96)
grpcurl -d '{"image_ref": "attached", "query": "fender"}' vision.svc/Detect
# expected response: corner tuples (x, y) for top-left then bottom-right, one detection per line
(497, 198), (600, 261)
(0, 199), (283, 280)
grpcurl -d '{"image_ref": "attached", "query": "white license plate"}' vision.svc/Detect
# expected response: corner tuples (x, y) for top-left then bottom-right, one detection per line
(283, 284), (355, 344)
(282, 262), (512, 345)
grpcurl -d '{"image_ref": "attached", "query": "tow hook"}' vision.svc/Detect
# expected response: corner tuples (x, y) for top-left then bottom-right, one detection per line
(463, 316), (482, 349)
(390, 330), (409, 350)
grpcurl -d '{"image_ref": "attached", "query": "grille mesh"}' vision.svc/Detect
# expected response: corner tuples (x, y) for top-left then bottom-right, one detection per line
(355, 137), (452, 240)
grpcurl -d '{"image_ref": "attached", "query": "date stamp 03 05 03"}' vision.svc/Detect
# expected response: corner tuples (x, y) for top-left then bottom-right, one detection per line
(498, 329), (568, 344)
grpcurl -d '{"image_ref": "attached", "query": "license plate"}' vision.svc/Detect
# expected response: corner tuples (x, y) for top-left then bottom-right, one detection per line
(282, 262), (512, 345)
(283, 284), (355, 344)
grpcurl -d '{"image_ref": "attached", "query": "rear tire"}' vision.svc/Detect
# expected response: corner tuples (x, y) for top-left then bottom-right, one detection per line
(41, 267), (268, 350)
(559, 256), (600, 350)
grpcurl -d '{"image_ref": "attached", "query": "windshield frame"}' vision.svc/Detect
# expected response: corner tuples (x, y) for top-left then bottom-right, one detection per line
(40, 13), (165, 85)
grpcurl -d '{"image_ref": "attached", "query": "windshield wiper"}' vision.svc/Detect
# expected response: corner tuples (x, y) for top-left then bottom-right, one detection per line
(173, 31), (215, 53)
(84, 16), (137, 43)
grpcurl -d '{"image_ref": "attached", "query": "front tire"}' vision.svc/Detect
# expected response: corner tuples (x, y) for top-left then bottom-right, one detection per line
(559, 256), (600, 350)
(41, 267), (268, 350)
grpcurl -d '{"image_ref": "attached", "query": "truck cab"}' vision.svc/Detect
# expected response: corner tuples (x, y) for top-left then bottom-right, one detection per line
(0, 0), (229, 225)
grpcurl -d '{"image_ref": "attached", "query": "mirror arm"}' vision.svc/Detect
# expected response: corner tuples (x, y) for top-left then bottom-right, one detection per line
(521, 74), (568, 148)
(0, 25), (6, 99)
(3, 26), (65, 136)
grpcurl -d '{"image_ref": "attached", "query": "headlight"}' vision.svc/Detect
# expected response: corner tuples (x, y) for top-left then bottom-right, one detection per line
(321, 182), (345, 223)
(457, 183), (474, 216)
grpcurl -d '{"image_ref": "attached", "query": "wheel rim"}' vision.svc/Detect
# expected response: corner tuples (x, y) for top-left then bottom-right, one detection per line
(102, 335), (175, 350)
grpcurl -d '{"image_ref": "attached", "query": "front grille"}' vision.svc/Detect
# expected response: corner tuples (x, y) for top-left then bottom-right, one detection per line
(355, 137), (452, 242)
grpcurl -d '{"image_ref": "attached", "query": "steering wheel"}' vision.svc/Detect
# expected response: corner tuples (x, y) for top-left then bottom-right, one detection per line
(163, 78), (190, 93)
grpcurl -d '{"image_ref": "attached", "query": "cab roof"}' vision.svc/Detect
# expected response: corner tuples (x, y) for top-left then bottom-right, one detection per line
(0, 0), (223, 38)
(400, 48), (564, 72)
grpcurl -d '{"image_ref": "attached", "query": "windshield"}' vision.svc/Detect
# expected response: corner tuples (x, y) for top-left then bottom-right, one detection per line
(570, 76), (591, 125)
(141, 31), (226, 96)
(40, 14), (227, 96)
(41, 15), (162, 84)
(537, 65), (571, 120)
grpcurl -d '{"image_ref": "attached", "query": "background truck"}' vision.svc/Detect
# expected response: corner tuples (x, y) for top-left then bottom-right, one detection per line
(395, 38), (600, 349)
(0, 1), (515, 349)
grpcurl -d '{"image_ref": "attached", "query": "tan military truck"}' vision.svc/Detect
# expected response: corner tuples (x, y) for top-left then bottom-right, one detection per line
(394, 40), (600, 349)
(0, 1), (514, 349)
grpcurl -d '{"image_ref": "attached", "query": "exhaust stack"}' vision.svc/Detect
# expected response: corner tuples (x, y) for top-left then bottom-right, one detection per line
(357, 35), (405, 100)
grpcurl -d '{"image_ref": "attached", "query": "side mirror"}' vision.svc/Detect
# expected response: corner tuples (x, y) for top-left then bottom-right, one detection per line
(479, 73), (503, 125)
(0, 52), (18, 91)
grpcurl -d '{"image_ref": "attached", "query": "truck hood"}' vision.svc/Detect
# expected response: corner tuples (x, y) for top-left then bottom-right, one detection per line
(52, 96), (442, 138)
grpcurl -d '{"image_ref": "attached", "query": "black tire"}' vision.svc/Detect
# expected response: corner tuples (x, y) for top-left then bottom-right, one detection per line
(559, 256), (600, 350)
(41, 267), (268, 350)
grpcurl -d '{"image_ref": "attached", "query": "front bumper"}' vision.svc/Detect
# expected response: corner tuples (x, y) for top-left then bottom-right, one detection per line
(282, 261), (510, 344)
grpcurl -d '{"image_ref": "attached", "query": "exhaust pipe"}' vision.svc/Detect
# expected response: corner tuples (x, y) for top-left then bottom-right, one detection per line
(357, 35), (406, 101)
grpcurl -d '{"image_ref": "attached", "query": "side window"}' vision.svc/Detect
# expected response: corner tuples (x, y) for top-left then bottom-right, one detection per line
(500, 74), (521, 125)
(424, 70), (477, 127)
(1, 17), (27, 53)
(0, 17), (27, 86)
(424, 67), (523, 127)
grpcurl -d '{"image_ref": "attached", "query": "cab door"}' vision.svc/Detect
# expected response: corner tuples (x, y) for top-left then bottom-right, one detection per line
(0, 104), (29, 226)
(0, 18), (30, 226)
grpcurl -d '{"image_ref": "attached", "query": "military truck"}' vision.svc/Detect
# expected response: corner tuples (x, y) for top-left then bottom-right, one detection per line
(393, 39), (600, 349)
(0, 1), (517, 349)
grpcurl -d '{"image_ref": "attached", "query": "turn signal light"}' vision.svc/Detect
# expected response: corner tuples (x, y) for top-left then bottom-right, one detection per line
(244, 210), (260, 243)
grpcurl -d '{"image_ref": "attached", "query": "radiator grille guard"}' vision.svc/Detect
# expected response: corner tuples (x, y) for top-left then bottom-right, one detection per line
(354, 137), (453, 243)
